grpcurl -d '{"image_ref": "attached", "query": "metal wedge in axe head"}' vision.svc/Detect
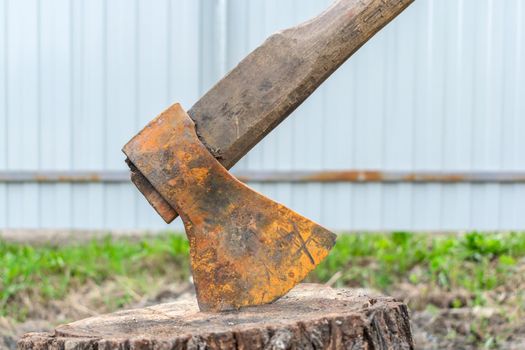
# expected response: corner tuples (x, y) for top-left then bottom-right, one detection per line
(123, 0), (414, 311)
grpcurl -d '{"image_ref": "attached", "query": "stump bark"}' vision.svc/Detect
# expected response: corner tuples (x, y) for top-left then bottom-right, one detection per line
(18, 284), (413, 350)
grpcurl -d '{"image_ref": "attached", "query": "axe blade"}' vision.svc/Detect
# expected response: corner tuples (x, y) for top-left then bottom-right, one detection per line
(124, 104), (336, 311)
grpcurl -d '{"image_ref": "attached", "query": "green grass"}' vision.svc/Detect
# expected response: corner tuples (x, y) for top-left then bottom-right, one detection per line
(2, 231), (525, 321)
(312, 232), (525, 295)
(0, 234), (191, 321)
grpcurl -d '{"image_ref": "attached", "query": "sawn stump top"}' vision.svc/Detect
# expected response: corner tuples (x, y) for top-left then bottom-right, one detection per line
(18, 284), (414, 350)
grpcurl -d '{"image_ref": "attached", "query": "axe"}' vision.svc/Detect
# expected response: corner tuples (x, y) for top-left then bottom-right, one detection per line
(123, 0), (414, 312)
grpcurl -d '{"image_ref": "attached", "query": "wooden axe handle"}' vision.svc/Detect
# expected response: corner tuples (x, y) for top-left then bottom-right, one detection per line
(125, 0), (414, 223)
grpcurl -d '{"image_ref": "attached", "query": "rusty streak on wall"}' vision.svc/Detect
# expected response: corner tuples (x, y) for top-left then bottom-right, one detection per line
(2, 170), (525, 184)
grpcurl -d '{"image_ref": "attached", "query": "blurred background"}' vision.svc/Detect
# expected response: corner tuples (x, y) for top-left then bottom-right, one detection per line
(0, 0), (524, 232)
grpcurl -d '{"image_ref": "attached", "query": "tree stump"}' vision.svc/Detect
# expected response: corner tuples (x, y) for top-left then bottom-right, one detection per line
(18, 284), (413, 350)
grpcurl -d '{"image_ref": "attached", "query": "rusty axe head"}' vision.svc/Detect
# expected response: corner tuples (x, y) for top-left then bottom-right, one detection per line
(123, 104), (336, 312)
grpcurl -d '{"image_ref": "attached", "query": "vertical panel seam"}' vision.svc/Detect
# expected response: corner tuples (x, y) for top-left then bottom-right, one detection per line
(3, 0), (8, 227)
(468, 1), (478, 228)
(134, 0), (139, 133)
(513, 0), (523, 171)
(69, 0), (75, 229)
(197, 0), (204, 95)
(380, 25), (390, 230)
(499, 1), (507, 173)
(3, 0), (8, 170)
(218, 0), (228, 77)
(36, 0), (42, 171)
(497, 1), (508, 229)
(439, 0), (448, 230)
(166, 0), (171, 103)
(513, 1), (523, 229)
(456, 0), (465, 230)
(351, 25), (358, 230)
(102, 0), (108, 227)
(134, 0), (139, 228)
(37, 0), (42, 228)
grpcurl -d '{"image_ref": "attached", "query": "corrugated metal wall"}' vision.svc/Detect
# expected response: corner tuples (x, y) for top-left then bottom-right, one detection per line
(0, 0), (201, 230)
(1, 0), (524, 231)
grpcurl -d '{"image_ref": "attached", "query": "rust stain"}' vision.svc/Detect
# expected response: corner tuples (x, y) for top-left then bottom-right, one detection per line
(124, 104), (336, 312)
(402, 174), (466, 183)
(33, 174), (102, 183)
(59, 175), (101, 182)
(7, 170), (525, 185)
(234, 171), (514, 184)
(304, 170), (383, 183)
(33, 175), (50, 182)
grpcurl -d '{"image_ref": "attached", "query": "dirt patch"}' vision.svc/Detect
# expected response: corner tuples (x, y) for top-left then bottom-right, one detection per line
(0, 279), (194, 350)
(3, 278), (525, 350)
(410, 305), (525, 350)
(393, 274), (525, 350)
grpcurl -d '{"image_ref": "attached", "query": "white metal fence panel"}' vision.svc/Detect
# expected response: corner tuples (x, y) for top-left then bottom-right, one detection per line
(228, 0), (525, 231)
(1, 0), (202, 230)
(0, 0), (524, 231)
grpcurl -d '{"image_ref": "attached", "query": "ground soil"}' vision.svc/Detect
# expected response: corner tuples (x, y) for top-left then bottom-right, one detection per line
(2, 273), (525, 350)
